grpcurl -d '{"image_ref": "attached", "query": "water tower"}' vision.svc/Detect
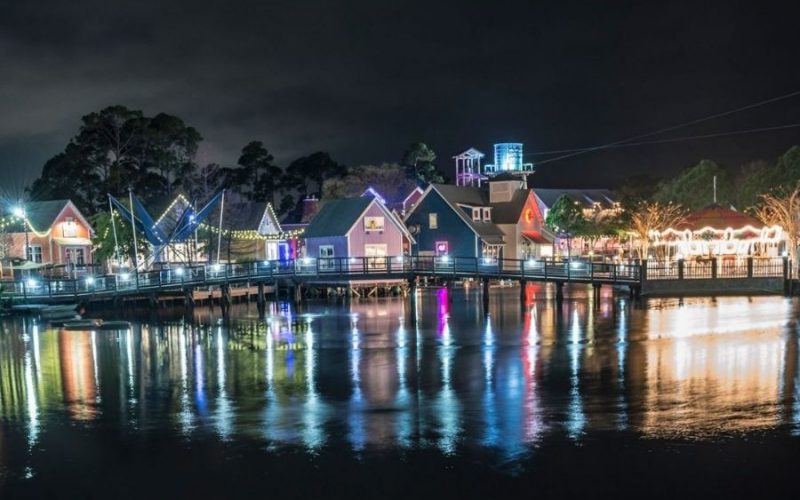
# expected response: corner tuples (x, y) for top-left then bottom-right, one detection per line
(484, 143), (534, 178)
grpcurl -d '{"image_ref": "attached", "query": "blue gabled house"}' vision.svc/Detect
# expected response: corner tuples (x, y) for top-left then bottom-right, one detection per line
(404, 184), (506, 259)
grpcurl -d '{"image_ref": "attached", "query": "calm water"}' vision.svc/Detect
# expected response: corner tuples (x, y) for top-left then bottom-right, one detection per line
(1, 284), (799, 498)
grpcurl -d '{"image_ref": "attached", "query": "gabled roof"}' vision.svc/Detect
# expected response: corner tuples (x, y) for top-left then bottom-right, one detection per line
(304, 197), (374, 238)
(677, 204), (763, 231)
(532, 189), (617, 209)
(10, 200), (93, 235)
(425, 184), (505, 238)
(453, 147), (485, 159)
(490, 189), (532, 224)
(223, 202), (270, 231)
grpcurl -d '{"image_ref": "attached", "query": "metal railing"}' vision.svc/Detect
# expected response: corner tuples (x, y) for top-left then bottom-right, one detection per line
(2, 256), (643, 300)
(646, 257), (788, 280)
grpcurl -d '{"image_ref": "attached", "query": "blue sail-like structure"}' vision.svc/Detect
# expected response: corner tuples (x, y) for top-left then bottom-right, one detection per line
(109, 191), (224, 263)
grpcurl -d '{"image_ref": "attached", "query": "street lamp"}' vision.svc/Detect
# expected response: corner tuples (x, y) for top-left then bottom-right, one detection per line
(12, 206), (29, 261)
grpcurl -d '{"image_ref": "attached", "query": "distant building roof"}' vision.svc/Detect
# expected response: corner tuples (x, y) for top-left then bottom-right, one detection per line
(223, 202), (269, 231)
(532, 189), (617, 209)
(677, 205), (763, 231)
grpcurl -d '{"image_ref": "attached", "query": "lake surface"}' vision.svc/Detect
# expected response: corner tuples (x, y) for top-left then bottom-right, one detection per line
(1, 284), (799, 498)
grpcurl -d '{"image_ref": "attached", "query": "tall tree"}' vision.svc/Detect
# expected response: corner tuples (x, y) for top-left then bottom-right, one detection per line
(626, 201), (686, 260)
(321, 163), (417, 203)
(653, 159), (733, 210)
(144, 113), (202, 192)
(284, 152), (345, 198)
(402, 142), (444, 185)
(754, 182), (800, 265)
(28, 105), (202, 213)
(545, 195), (587, 257)
(235, 141), (282, 204)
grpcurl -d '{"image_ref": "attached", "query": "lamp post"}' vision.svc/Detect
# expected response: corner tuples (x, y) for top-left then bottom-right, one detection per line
(12, 206), (28, 261)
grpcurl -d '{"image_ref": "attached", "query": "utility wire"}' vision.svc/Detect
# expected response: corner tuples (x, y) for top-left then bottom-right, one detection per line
(527, 89), (800, 165)
(529, 122), (800, 156)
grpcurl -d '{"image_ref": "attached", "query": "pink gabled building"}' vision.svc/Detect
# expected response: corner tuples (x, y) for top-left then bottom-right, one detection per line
(303, 195), (414, 268)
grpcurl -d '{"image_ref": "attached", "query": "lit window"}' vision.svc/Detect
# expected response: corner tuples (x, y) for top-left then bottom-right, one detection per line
(429, 213), (438, 229)
(27, 245), (43, 263)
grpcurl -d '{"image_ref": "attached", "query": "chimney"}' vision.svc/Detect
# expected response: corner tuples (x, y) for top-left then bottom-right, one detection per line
(301, 196), (319, 223)
(489, 179), (524, 203)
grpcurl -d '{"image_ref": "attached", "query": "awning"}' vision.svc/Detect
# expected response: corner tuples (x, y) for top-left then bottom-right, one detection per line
(481, 236), (505, 245)
(52, 237), (93, 246)
(522, 231), (554, 244)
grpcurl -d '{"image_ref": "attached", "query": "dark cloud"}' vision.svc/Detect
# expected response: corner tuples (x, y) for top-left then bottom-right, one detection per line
(1, 0), (799, 188)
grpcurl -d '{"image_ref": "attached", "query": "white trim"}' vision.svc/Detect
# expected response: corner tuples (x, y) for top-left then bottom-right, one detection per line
(50, 200), (95, 237)
(402, 186), (424, 206)
(345, 198), (414, 241)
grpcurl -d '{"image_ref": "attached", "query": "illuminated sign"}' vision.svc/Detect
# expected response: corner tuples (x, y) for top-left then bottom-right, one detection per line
(364, 216), (385, 232)
(435, 241), (449, 255)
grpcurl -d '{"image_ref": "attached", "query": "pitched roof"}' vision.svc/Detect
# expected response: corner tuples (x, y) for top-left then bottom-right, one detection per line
(428, 184), (505, 238)
(490, 189), (531, 224)
(24, 200), (72, 233)
(533, 189), (617, 209)
(677, 204), (763, 231)
(223, 202), (269, 231)
(304, 197), (374, 238)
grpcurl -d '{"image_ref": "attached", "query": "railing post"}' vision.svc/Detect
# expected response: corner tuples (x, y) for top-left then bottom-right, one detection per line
(590, 262), (594, 281)
(678, 259), (685, 280)
(612, 263), (617, 282)
(747, 257), (754, 278)
(711, 257), (718, 279)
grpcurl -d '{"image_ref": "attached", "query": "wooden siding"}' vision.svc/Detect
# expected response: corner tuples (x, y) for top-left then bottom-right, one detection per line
(305, 236), (348, 259)
(405, 189), (479, 258)
(346, 202), (405, 257)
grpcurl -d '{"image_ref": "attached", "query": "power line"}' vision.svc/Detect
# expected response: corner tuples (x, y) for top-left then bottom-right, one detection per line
(530, 122), (800, 156)
(528, 89), (800, 165)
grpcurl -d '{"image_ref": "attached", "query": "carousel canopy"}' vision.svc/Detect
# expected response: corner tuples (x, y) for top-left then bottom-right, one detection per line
(677, 204), (763, 232)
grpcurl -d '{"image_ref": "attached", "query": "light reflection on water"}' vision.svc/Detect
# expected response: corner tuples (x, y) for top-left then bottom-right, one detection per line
(0, 285), (799, 474)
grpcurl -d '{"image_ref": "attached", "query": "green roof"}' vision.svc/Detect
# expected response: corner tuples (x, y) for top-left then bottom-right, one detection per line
(304, 197), (373, 238)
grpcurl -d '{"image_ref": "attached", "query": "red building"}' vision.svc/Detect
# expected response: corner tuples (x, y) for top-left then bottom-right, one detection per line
(2, 200), (94, 277)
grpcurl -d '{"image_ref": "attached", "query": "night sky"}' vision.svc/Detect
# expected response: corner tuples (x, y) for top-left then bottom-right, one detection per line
(1, 0), (799, 190)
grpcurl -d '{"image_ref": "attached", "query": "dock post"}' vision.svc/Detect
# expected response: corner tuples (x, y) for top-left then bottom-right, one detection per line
(592, 283), (601, 308)
(221, 283), (231, 316)
(184, 288), (195, 309)
(555, 282), (564, 302)
(256, 282), (266, 317)
(519, 280), (527, 309)
(482, 278), (490, 312)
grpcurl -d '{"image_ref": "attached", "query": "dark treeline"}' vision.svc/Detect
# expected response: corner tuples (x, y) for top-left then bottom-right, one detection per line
(616, 146), (800, 210)
(27, 105), (446, 219)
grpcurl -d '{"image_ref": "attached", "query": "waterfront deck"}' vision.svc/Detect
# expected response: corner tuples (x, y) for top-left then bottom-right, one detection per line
(2, 256), (791, 305)
(2, 256), (641, 304)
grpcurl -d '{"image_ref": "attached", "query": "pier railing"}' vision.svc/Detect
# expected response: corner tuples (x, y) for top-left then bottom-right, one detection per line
(4, 256), (643, 300)
(645, 257), (788, 280)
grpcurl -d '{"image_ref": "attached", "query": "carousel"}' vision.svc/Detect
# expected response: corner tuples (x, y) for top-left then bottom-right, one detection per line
(650, 204), (785, 263)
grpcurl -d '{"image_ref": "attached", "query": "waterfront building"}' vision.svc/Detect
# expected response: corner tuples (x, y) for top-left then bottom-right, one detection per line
(531, 188), (622, 258)
(220, 201), (298, 262)
(303, 195), (414, 265)
(404, 179), (557, 260)
(1, 199), (94, 277)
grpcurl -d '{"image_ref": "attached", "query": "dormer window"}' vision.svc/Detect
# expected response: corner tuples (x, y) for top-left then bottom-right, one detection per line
(472, 208), (481, 221)
(482, 208), (491, 222)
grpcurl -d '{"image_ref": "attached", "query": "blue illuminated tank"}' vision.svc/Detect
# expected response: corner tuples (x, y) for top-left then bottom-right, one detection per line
(484, 143), (534, 174)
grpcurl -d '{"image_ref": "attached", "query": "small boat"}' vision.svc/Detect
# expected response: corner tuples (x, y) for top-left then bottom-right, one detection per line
(41, 304), (79, 319)
(62, 319), (104, 330)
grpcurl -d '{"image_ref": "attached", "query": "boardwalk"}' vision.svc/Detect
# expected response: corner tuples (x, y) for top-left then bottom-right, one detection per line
(4, 256), (642, 304)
